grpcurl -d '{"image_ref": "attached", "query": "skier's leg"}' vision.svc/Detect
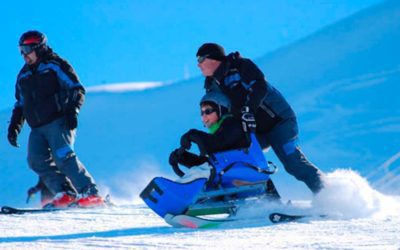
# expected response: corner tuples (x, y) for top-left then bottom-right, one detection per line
(45, 118), (98, 194)
(265, 118), (324, 193)
(40, 182), (55, 206)
(27, 128), (75, 195)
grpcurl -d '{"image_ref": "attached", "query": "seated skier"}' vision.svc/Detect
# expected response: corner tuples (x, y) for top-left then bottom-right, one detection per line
(169, 92), (280, 198)
(140, 92), (280, 219)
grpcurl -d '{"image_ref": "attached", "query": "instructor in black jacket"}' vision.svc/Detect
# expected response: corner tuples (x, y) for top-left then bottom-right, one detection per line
(195, 43), (325, 194)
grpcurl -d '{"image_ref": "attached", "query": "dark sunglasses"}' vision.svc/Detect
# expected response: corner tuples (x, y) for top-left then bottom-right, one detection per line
(200, 108), (216, 116)
(197, 54), (209, 63)
(19, 45), (36, 55)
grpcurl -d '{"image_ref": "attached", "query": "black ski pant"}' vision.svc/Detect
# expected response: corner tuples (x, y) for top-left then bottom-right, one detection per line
(256, 117), (324, 193)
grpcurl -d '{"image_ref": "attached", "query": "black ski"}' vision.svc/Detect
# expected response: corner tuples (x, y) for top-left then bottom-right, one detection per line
(0, 206), (67, 215)
(269, 212), (308, 223)
(1, 195), (115, 215)
(269, 212), (327, 223)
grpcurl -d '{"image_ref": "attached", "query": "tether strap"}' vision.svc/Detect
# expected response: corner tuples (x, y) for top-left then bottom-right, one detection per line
(215, 161), (277, 186)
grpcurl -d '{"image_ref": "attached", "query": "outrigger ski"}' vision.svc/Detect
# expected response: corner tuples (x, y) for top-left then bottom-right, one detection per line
(269, 212), (327, 224)
(269, 212), (308, 223)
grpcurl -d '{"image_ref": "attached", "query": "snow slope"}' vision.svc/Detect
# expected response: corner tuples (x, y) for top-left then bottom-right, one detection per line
(1, 206), (399, 249)
(1, 170), (399, 249)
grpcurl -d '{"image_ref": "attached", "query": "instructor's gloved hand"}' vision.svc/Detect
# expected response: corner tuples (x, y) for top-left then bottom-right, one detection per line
(7, 127), (20, 148)
(65, 109), (78, 130)
(241, 106), (256, 133)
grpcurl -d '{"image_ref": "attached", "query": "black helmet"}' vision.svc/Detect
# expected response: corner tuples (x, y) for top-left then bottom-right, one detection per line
(18, 30), (47, 55)
(200, 91), (231, 117)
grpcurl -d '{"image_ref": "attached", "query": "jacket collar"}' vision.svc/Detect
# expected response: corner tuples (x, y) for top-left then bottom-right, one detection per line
(208, 114), (233, 134)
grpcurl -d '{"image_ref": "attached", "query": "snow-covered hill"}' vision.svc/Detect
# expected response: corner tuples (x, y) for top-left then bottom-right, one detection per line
(256, 0), (400, 192)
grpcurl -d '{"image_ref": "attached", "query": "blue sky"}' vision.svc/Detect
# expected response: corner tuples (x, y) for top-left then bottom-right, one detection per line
(1, 0), (382, 110)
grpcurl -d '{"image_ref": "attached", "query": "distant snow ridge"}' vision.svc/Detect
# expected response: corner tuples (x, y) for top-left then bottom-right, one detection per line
(367, 151), (400, 193)
(86, 81), (163, 93)
(312, 169), (400, 218)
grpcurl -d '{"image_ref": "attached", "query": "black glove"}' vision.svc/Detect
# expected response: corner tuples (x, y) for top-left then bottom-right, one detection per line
(169, 149), (186, 177)
(180, 129), (209, 156)
(7, 127), (20, 148)
(241, 106), (256, 133)
(189, 134), (207, 156)
(7, 107), (24, 148)
(180, 131), (193, 150)
(65, 109), (79, 130)
(169, 149), (181, 168)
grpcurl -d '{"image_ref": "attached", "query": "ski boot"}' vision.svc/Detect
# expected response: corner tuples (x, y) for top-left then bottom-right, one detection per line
(43, 191), (77, 208)
(76, 185), (105, 208)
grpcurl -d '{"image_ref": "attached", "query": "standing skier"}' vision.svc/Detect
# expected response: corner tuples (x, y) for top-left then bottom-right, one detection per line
(195, 43), (325, 194)
(7, 30), (104, 208)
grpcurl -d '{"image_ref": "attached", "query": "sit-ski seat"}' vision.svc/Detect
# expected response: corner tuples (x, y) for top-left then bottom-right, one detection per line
(140, 133), (274, 218)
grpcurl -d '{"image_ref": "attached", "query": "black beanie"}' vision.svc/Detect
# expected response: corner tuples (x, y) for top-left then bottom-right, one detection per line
(196, 43), (226, 61)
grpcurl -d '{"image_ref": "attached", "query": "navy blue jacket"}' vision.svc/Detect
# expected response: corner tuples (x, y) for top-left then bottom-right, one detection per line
(205, 52), (296, 133)
(10, 51), (85, 129)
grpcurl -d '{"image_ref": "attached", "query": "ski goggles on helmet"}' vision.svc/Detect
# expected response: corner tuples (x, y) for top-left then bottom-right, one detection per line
(19, 44), (37, 55)
(197, 54), (209, 63)
(200, 108), (216, 116)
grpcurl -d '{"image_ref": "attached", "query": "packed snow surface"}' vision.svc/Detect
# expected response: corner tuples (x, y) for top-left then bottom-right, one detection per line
(1, 170), (399, 249)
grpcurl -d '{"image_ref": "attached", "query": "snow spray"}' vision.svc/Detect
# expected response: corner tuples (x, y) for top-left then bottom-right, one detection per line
(312, 169), (400, 219)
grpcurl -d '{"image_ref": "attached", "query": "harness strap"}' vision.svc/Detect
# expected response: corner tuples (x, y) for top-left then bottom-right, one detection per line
(215, 161), (278, 187)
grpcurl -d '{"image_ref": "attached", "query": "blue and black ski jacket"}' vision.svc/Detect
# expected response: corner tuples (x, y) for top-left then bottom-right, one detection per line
(10, 51), (85, 130)
(204, 52), (296, 133)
